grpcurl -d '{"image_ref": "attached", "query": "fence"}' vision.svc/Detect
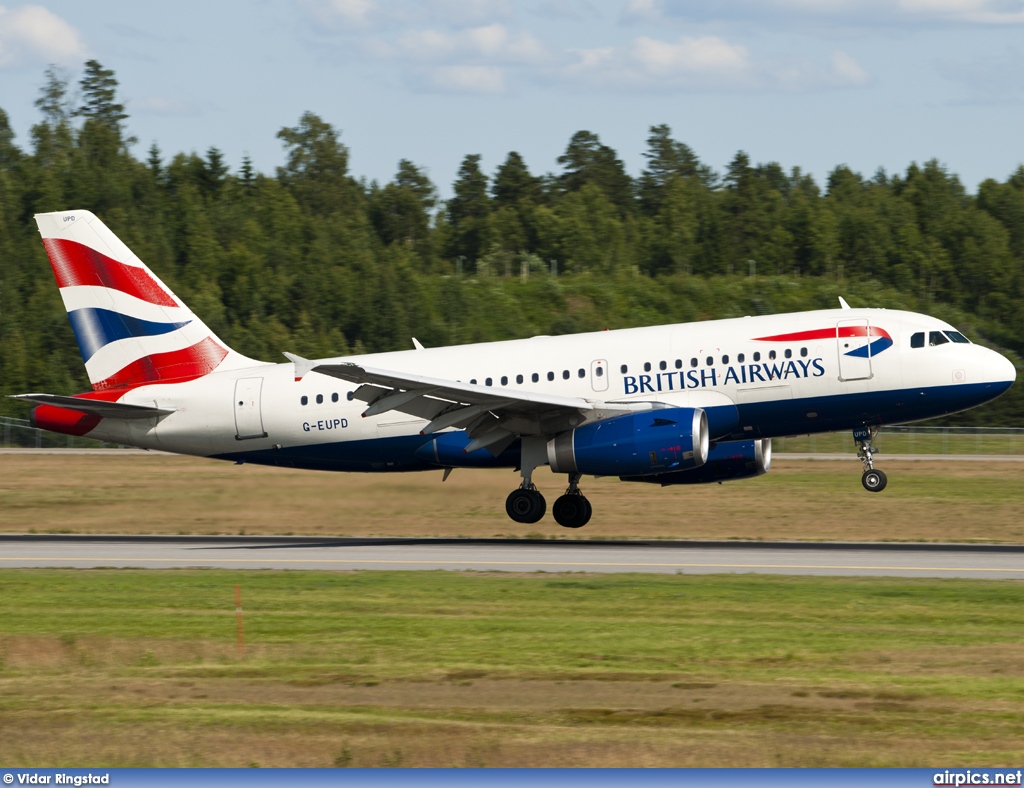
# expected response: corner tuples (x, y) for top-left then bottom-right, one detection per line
(773, 425), (1024, 456)
(0, 416), (124, 449)
(2, 415), (1022, 455)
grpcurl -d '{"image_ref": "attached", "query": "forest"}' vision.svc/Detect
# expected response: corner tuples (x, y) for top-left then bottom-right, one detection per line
(1, 61), (1022, 424)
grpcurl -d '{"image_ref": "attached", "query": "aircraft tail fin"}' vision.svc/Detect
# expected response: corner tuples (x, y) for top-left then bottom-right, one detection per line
(35, 210), (257, 392)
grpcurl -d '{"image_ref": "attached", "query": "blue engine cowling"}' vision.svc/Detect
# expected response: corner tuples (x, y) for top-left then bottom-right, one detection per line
(622, 438), (771, 485)
(547, 407), (708, 478)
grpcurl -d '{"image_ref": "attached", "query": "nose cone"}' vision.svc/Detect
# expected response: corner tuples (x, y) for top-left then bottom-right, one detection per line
(985, 348), (1017, 389)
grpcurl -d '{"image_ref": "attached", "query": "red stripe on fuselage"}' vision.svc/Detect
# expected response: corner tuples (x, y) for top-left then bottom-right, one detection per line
(92, 337), (229, 391)
(753, 326), (892, 342)
(43, 238), (178, 307)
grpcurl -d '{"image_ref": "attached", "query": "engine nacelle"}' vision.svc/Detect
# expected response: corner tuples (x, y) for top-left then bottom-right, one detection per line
(547, 407), (708, 478)
(622, 438), (771, 485)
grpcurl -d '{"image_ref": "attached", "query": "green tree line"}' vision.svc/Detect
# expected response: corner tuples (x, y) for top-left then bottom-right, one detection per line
(1, 62), (1022, 424)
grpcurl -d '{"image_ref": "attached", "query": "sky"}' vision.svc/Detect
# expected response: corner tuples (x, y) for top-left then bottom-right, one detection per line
(0, 0), (1023, 198)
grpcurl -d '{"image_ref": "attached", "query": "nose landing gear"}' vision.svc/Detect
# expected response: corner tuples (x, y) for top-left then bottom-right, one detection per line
(854, 426), (887, 492)
(552, 474), (592, 529)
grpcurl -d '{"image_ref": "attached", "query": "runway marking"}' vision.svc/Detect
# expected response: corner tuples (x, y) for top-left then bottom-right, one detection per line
(0, 557), (1021, 573)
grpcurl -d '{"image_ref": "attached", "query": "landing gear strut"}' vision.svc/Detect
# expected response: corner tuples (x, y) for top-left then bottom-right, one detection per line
(854, 426), (887, 493)
(506, 436), (547, 524)
(552, 474), (592, 529)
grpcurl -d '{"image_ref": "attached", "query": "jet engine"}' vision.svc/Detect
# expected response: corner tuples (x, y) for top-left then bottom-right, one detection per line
(547, 407), (708, 478)
(622, 438), (771, 485)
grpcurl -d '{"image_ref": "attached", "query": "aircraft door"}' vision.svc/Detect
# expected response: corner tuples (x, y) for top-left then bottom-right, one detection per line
(234, 377), (268, 440)
(590, 359), (609, 392)
(836, 319), (873, 381)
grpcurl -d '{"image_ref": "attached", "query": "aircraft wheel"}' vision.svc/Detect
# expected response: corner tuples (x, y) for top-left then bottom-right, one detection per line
(553, 494), (592, 528)
(861, 469), (888, 493)
(506, 488), (546, 523)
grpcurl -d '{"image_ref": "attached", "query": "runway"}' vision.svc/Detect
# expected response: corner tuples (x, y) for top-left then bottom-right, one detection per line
(1, 535), (1023, 578)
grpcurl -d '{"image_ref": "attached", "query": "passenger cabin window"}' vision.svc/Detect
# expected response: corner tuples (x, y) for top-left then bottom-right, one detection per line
(946, 331), (970, 344)
(578, 368), (585, 378)
(675, 359), (682, 369)
(562, 370), (570, 380)
(644, 362), (652, 372)
(331, 393), (339, 403)
(929, 331), (949, 346)
(768, 350), (776, 360)
(547, 372), (554, 381)
(800, 348), (807, 358)
(911, 332), (925, 348)
(753, 352), (761, 362)
(784, 349), (792, 359)
(532, 373), (539, 383)
(595, 366), (604, 377)
(486, 378), (493, 386)
(316, 394), (323, 404)
(738, 353), (745, 363)
(301, 395), (308, 406)
(620, 364), (628, 374)
(706, 356), (713, 366)
(722, 355), (729, 364)
(516, 374), (523, 384)
(659, 361), (667, 371)
(690, 358), (698, 368)
(501, 376), (508, 386)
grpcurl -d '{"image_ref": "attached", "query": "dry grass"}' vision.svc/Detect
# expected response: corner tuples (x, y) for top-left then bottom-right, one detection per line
(1, 453), (1023, 542)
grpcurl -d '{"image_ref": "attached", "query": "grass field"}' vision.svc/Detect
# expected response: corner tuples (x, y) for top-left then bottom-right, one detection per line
(2, 453), (1023, 542)
(1, 569), (1022, 767)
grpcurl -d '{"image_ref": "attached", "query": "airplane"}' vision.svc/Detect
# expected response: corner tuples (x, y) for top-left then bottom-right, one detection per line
(11, 210), (1018, 528)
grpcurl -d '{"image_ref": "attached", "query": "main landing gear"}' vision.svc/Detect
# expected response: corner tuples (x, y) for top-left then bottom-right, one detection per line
(854, 426), (887, 493)
(552, 474), (592, 529)
(505, 437), (593, 527)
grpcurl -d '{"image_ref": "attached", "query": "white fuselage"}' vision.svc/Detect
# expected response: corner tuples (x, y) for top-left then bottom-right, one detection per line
(80, 307), (1016, 473)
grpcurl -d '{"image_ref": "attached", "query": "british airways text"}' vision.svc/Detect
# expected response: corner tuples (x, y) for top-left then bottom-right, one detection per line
(623, 358), (826, 395)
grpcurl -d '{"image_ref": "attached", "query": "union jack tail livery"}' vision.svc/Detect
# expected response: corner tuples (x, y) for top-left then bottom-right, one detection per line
(35, 210), (252, 391)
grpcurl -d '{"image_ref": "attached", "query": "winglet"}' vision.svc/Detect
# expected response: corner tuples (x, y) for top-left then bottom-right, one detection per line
(838, 297), (851, 310)
(284, 352), (315, 382)
(412, 337), (424, 351)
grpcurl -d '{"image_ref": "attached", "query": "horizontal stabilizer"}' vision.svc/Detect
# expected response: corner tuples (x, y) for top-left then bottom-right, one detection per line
(9, 393), (174, 420)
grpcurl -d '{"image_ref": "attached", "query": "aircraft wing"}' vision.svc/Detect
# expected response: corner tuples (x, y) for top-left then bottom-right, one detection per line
(9, 394), (174, 420)
(298, 357), (602, 455)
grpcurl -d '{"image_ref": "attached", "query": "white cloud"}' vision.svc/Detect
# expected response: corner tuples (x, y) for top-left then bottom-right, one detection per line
(0, 4), (87, 69)
(420, 64), (506, 93)
(620, 0), (1024, 26)
(829, 50), (869, 85)
(382, 24), (547, 64)
(631, 35), (749, 78)
(564, 34), (870, 92)
(898, 0), (1024, 23)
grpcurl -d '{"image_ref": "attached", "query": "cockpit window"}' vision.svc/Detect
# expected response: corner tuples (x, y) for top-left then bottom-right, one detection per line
(945, 331), (970, 344)
(929, 331), (949, 346)
(910, 332), (924, 349)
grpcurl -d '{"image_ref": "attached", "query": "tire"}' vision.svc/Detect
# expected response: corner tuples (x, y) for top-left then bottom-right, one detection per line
(506, 489), (546, 523)
(861, 469), (888, 493)
(553, 494), (591, 528)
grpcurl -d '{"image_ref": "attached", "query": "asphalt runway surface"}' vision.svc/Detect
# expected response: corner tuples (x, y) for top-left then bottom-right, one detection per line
(1, 535), (1023, 578)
